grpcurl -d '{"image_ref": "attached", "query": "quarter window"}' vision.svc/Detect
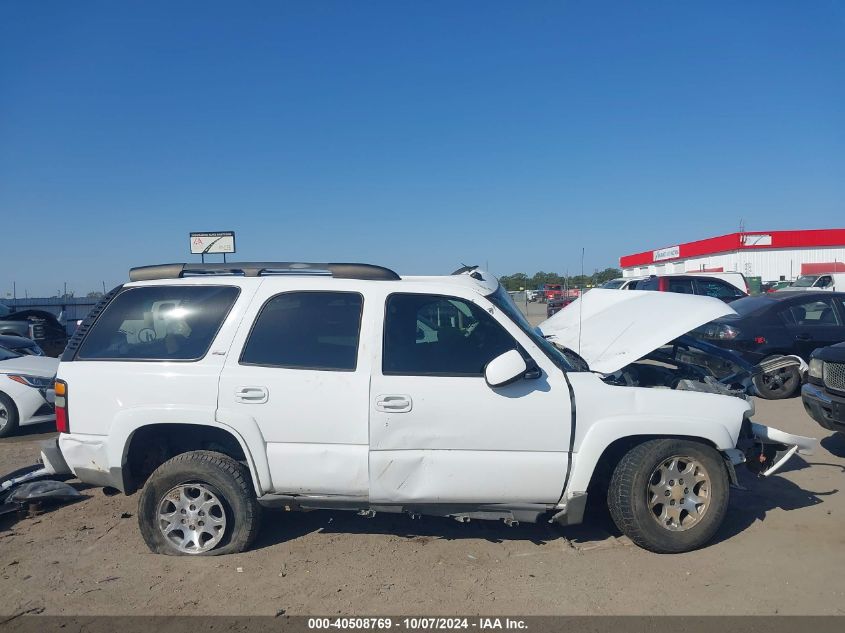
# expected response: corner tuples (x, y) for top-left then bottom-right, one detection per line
(77, 286), (239, 361)
(383, 294), (519, 376)
(241, 292), (363, 371)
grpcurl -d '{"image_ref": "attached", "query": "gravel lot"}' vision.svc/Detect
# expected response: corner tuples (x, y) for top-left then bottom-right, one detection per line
(1, 301), (843, 616)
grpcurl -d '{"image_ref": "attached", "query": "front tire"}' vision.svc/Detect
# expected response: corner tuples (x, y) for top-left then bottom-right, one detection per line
(608, 439), (729, 553)
(753, 362), (801, 399)
(138, 451), (261, 556)
(0, 392), (19, 438)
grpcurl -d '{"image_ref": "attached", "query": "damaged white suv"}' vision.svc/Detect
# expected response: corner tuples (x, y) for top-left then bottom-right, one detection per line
(45, 262), (816, 555)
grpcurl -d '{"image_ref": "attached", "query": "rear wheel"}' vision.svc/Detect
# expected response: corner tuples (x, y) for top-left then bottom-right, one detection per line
(608, 439), (729, 553)
(138, 450), (261, 555)
(0, 393), (19, 438)
(753, 361), (801, 399)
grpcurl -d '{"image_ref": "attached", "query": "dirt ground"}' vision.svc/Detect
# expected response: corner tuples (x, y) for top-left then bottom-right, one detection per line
(1, 301), (844, 616)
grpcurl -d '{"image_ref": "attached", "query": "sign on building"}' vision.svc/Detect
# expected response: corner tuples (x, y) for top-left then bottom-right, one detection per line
(653, 245), (680, 262)
(190, 231), (236, 255)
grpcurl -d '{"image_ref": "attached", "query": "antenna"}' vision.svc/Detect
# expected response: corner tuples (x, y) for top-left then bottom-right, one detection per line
(578, 247), (585, 356)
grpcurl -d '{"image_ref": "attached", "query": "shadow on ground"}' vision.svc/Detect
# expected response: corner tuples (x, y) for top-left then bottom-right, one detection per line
(821, 432), (845, 458)
(251, 457), (837, 553)
(0, 423), (57, 443)
(712, 456), (837, 546)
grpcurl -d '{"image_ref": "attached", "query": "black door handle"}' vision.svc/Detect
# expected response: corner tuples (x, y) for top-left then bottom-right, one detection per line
(795, 333), (812, 341)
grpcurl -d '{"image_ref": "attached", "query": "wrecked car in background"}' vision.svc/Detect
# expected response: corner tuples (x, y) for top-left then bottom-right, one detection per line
(33, 265), (818, 556)
(0, 303), (68, 357)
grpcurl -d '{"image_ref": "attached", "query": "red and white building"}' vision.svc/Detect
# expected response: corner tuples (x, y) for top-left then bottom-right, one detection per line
(619, 229), (845, 281)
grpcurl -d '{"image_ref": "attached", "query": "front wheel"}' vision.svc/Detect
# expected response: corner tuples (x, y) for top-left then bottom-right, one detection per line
(608, 439), (729, 553)
(138, 451), (261, 555)
(0, 392), (19, 438)
(753, 362), (801, 399)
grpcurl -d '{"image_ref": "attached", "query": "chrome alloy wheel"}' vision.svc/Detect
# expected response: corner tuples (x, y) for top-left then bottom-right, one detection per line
(647, 456), (711, 531)
(158, 484), (227, 554)
(0, 401), (8, 431)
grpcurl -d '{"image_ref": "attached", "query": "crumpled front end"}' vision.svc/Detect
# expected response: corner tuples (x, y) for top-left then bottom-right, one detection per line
(731, 419), (817, 478)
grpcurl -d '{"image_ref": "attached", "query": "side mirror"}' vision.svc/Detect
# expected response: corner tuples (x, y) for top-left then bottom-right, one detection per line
(484, 350), (529, 388)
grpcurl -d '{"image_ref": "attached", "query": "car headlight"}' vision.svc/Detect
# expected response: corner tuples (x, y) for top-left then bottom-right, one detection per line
(5, 374), (53, 388)
(808, 358), (824, 380)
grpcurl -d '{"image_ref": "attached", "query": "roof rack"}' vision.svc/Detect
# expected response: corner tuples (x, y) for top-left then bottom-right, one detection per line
(129, 262), (401, 282)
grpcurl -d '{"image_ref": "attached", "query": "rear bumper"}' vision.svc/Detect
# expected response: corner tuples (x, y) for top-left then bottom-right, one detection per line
(802, 383), (845, 433)
(57, 433), (124, 490)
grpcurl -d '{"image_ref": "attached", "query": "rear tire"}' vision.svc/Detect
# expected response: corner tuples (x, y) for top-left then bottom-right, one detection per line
(138, 450), (261, 556)
(0, 392), (19, 438)
(608, 439), (729, 553)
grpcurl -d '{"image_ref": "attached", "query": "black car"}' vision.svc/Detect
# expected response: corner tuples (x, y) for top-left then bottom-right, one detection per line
(802, 343), (845, 434)
(0, 333), (45, 356)
(692, 291), (845, 399)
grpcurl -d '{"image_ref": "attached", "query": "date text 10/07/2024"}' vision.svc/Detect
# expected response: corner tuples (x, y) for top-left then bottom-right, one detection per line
(307, 618), (528, 630)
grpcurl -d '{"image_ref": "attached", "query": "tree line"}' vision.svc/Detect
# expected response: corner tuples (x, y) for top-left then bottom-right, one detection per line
(497, 268), (622, 291)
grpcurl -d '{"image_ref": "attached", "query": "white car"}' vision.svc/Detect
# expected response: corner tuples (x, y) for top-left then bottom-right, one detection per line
(780, 273), (845, 292)
(47, 262), (815, 556)
(0, 346), (58, 437)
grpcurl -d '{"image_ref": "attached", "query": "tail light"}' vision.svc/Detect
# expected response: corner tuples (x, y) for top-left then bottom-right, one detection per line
(699, 324), (741, 340)
(658, 277), (669, 291)
(54, 379), (69, 433)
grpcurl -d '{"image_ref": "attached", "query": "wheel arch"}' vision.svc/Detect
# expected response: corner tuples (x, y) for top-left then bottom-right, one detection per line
(567, 417), (735, 496)
(110, 414), (271, 496)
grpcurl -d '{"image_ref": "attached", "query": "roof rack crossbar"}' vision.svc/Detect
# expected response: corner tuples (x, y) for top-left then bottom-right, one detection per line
(129, 262), (401, 282)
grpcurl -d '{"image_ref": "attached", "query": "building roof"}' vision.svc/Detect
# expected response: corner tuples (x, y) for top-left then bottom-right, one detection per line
(620, 229), (845, 268)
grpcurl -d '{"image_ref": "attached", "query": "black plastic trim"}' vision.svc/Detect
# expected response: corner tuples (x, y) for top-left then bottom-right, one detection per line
(129, 262), (400, 282)
(60, 285), (124, 362)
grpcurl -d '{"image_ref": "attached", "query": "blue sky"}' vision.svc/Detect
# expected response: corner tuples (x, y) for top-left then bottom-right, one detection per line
(1, 1), (843, 297)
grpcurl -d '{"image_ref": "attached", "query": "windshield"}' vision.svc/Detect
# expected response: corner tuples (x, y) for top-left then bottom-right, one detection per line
(0, 345), (22, 360)
(601, 279), (626, 289)
(0, 304), (10, 317)
(488, 285), (576, 372)
(791, 275), (816, 288)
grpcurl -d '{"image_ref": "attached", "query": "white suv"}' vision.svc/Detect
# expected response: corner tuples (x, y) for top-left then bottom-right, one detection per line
(49, 262), (814, 556)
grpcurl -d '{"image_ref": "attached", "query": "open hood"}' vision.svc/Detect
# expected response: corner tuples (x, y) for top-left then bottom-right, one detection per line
(538, 289), (736, 374)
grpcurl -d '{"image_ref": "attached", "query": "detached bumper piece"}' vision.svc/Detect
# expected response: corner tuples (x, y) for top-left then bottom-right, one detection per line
(0, 438), (78, 519)
(736, 420), (818, 478)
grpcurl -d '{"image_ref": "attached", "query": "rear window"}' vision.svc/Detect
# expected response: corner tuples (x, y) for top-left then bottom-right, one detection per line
(77, 286), (239, 361)
(728, 295), (775, 317)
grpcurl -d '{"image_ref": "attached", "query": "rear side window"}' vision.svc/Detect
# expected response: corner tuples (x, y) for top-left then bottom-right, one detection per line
(780, 298), (841, 326)
(667, 278), (694, 294)
(240, 292), (363, 371)
(383, 293), (519, 376)
(77, 286), (239, 361)
(694, 279), (743, 299)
